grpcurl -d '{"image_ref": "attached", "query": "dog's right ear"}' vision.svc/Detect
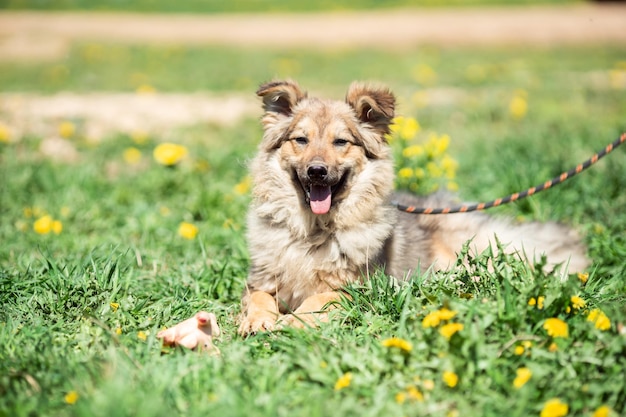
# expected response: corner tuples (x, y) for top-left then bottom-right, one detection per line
(256, 80), (307, 116)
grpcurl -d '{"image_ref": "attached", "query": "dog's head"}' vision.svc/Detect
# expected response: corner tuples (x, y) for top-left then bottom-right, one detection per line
(256, 80), (395, 215)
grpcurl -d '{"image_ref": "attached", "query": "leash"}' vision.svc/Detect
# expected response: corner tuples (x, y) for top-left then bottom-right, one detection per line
(394, 132), (626, 215)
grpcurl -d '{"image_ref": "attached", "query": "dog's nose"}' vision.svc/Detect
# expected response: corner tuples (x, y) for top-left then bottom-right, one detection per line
(307, 164), (328, 181)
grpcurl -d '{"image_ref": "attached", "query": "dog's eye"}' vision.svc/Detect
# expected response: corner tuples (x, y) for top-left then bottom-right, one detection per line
(293, 137), (308, 145)
(333, 139), (349, 147)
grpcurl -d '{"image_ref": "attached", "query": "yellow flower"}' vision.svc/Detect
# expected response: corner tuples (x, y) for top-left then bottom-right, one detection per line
(110, 302), (120, 312)
(528, 296), (545, 309)
(570, 296), (585, 310)
(543, 318), (569, 338)
(381, 337), (413, 353)
(64, 390), (79, 405)
(509, 91), (528, 120)
(422, 307), (457, 328)
(234, 176), (251, 195)
(123, 147), (142, 164)
(334, 372), (352, 391)
(115, 327), (122, 335)
(592, 405), (612, 417)
(439, 323), (464, 340)
(178, 222), (199, 240)
(402, 144), (424, 158)
(390, 116), (420, 141)
(137, 331), (147, 341)
(398, 167), (414, 179)
(406, 386), (424, 402)
(52, 220), (62, 234)
(540, 398), (568, 417)
(153, 143), (188, 166)
(442, 371), (458, 388)
(0, 122), (12, 143)
(395, 392), (407, 404)
(548, 342), (558, 352)
(513, 367), (532, 389)
(33, 215), (61, 235)
(587, 309), (611, 331)
(577, 272), (589, 284)
(58, 121), (76, 138)
(514, 345), (525, 355)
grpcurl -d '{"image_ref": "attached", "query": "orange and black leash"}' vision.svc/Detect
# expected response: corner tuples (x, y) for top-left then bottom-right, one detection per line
(394, 132), (626, 215)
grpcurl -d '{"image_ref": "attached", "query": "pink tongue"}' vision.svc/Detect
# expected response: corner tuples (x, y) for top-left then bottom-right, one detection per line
(310, 185), (332, 214)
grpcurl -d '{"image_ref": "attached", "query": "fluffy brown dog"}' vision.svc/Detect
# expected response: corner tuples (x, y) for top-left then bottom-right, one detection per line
(159, 80), (589, 345)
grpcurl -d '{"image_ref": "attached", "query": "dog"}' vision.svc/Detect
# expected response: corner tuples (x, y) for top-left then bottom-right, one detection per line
(158, 80), (589, 346)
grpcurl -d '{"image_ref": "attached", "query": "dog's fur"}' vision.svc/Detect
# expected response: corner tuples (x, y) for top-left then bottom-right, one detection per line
(238, 80), (589, 335)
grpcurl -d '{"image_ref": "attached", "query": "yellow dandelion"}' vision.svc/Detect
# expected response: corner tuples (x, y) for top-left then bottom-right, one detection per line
(570, 296), (585, 310)
(514, 345), (525, 355)
(587, 309), (611, 331)
(234, 176), (251, 195)
(442, 371), (458, 388)
(422, 307), (457, 328)
(439, 323), (464, 341)
(115, 327), (122, 335)
(178, 222), (199, 240)
(540, 398), (568, 417)
(528, 297), (537, 306)
(58, 121), (76, 138)
(110, 302), (120, 312)
(0, 122), (12, 143)
(381, 337), (413, 353)
(52, 220), (62, 235)
(406, 386), (424, 402)
(153, 143), (188, 166)
(123, 147), (142, 164)
(137, 331), (147, 341)
(513, 367), (532, 389)
(402, 144), (424, 158)
(64, 390), (79, 405)
(334, 372), (352, 391)
(509, 92), (528, 120)
(33, 215), (54, 234)
(390, 116), (421, 141)
(577, 272), (589, 284)
(543, 318), (568, 338)
(548, 342), (558, 352)
(395, 391), (407, 404)
(592, 405), (612, 417)
(398, 167), (414, 179)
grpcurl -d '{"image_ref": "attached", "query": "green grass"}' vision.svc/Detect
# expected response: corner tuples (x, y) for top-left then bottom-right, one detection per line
(1, 41), (625, 417)
(0, 0), (580, 13)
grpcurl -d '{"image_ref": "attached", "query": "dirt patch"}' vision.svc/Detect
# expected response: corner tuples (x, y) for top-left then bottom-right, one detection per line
(0, 4), (625, 63)
(0, 92), (258, 140)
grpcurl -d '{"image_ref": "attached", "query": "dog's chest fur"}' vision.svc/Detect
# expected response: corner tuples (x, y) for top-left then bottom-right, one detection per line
(245, 149), (396, 311)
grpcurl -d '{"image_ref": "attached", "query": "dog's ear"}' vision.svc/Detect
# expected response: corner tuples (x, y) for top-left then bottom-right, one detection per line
(256, 80), (307, 116)
(345, 82), (395, 135)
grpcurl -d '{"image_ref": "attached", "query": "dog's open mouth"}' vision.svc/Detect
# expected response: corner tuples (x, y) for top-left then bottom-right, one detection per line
(299, 173), (348, 215)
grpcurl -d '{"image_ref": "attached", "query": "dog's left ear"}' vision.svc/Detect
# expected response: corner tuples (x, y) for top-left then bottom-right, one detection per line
(346, 82), (395, 135)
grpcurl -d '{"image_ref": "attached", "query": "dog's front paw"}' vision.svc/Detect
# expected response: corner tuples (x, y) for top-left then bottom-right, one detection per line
(238, 312), (278, 336)
(157, 311), (220, 354)
(278, 312), (327, 329)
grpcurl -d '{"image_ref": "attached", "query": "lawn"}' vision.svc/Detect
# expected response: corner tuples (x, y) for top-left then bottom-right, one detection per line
(1, 32), (625, 417)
